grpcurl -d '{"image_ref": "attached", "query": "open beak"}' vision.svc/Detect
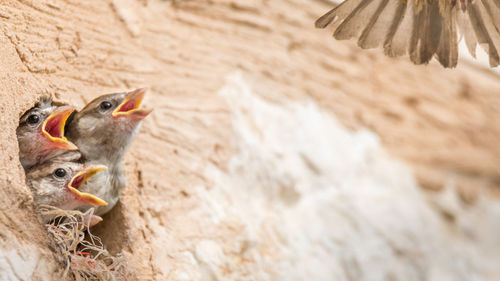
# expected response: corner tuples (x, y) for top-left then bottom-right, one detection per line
(68, 165), (108, 206)
(112, 87), (152, 120)
(42, 106), (78, 150)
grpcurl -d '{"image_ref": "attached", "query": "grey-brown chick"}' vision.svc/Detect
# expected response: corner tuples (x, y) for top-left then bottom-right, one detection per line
(316, 0), (500, 68)
(66, 88), (151, 215)
(26, 151), (108, 222)
(17, 99), (78, 169)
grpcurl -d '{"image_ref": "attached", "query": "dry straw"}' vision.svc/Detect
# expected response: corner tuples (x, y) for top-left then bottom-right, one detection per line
(39, 205), (131, 281)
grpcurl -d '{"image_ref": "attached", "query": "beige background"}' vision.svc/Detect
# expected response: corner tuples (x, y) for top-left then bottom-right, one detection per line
(1, 0), (500, 280)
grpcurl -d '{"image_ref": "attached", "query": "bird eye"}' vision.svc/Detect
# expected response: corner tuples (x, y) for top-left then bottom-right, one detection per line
(99, 101), (113, 111)
(26, 114), (40, 125)
(53, 168), (67, 178)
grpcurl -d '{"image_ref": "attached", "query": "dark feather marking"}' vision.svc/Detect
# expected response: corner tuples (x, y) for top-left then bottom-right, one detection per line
(409, 4), (426, 64)
(334, 0), (375, 40)
(482, 0), (500, 34)
(409, 1), (442, 64)
(436, 7), (458, 67)
(478, 0), (500, 66)
(468, 3), (500, 66)
(358, 0), (389, 49)
(383, 1), (407, 57)
(422, 1), (442, 63)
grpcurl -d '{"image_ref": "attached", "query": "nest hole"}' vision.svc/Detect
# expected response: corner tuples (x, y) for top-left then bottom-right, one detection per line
(16, 98), (133, 280)
(90, 201), (129, 255)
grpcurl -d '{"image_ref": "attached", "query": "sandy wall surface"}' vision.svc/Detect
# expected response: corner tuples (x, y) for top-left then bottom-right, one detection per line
(1, 0), (500, 280)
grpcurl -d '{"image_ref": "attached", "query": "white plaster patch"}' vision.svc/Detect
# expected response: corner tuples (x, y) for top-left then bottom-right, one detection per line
(0, 243), (53, 281)
(188, 72), (500, 281)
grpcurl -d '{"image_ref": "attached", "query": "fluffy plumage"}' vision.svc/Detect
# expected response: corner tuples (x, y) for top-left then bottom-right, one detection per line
(66, 88), (151, 216)
(316, 0), (500, 67)
(26, 151), (107, 222)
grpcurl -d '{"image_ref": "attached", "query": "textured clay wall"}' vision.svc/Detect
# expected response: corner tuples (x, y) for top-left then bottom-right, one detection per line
(1, 0), (500, 280)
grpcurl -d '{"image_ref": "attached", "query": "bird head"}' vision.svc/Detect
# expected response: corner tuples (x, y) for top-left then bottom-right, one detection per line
(27, 158), (108, 210)
(17, 101), (78, 156)
(67, 88), (152, 162)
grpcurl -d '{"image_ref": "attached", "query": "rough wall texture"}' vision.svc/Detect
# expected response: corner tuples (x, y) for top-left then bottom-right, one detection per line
(1, 0), (500, 280)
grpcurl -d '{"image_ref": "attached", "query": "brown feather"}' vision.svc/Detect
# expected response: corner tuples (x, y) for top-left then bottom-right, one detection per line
(481, 0), (500, 50)
(315, 0), (500, 68)
(408, 0), (442, 64)
(315, 0), (364, 28)
(423, 1), (443, 63)
(358, 0), (399, 49)
(481, 0), (500, 38)
(334, 0), (379, 40)
(384, 0), (410, 57)
(409, 3), (427, 64)
(457, 8), (478, 57)
(477, 0), (500, 66)
(436, 6), (458, 67)
(467, 2), (500, 66)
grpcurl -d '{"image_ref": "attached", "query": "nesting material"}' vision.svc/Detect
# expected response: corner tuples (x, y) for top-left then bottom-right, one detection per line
(39, 206), (131, 281)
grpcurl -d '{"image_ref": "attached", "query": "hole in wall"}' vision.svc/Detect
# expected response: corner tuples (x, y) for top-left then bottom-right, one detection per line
(16, 96), (132, 278)
(90, 201), (129, 255)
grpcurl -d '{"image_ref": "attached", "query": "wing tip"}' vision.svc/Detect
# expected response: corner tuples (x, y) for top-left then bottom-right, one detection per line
(315, 10), (336, 29)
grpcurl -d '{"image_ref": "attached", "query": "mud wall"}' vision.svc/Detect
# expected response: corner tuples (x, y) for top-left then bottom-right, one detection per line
(1, 0), (500, 280)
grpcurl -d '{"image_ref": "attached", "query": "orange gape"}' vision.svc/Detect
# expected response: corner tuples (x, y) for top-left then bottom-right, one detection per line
(17, 102), (78, 169)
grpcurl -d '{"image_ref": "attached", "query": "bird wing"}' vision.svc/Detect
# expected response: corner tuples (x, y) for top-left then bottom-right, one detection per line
(316, 0), (500, 68)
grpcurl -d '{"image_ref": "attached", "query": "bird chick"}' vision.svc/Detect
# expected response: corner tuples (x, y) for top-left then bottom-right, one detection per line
(17, 99), (78, 169)
(26, 151), (108, 222)
(316, 0), (500, 68)
(66, 88), (151, 215)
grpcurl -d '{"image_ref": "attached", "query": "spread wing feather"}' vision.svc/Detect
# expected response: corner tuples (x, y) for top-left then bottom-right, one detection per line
(436, 7), (458, 67)
(467, 2), (500, 66)
(315, 0), (365, 28)
(333, 0), (379, 40)
(358, 0), (395, 49)
(315, 0), (500, 68)
(383, 1), (410, 57)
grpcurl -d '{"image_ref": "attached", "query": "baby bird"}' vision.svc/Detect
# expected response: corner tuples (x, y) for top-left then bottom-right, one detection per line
(66, 88), (151, 215)
(17, 99), (78, 169)
(316, 0), (500, 68)
(26, 151), (108, 222)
